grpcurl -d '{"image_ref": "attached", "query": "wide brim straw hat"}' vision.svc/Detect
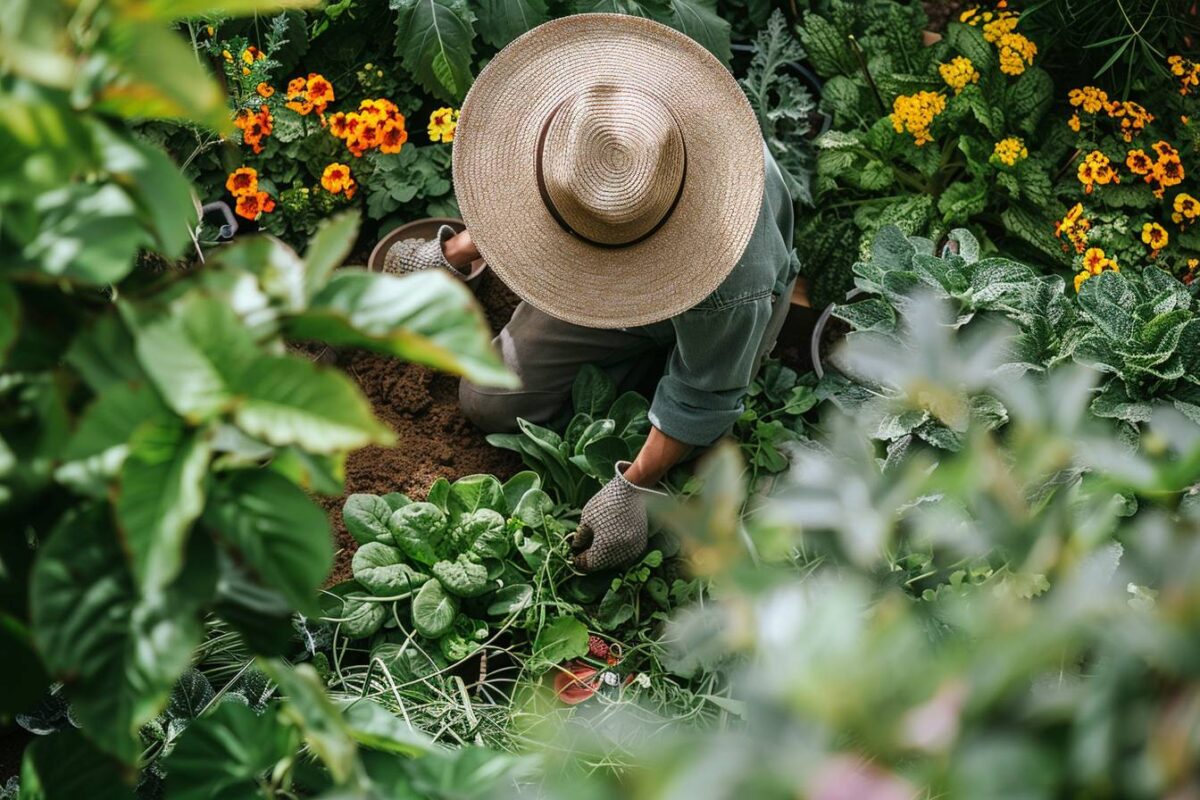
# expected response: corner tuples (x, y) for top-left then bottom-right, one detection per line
(452, 13), (765, 329)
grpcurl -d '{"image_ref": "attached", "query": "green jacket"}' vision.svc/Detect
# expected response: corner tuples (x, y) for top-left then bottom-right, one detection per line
(640, 143), (799, 445)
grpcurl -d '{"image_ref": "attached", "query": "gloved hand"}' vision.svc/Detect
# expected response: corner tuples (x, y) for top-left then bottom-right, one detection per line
(569, 461), (665, 572)
(382, 224), (467, 277)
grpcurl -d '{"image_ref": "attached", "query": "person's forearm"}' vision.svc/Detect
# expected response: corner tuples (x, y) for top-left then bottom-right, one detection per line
(624, 425), (691, 487)
(442, 229), (480, 269)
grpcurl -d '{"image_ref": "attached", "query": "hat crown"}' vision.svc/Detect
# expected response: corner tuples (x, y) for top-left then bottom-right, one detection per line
(538, 84), (686, 247)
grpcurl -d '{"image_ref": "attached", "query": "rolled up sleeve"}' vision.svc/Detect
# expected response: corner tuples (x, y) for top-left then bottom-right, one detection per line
(648, 295), (775, 446)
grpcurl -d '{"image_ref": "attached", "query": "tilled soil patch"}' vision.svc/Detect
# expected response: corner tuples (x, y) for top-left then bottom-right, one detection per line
(317, 270), (523, 585)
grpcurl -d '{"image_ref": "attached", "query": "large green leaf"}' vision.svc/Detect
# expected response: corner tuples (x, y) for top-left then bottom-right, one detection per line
(260, 661), (358, 783)
(128, 295), (259, 423)
(474, 0), (548, 48)
(303, 211), (361, 300)
(234, 353), (394, 452)
(65, 314), (145, 393)
(352, 542), (429, 595)
(411, 578), (458, 637)
(22, 184), (151, 284)
(531, 615), (588, 668)
(164, 702), (299, 800)
(660, 0), (731, 64)
(115, 417), (212, 592)
(288, 269), (516, 388)
(19, 729), (135, 800)
(94, 122), (196, 258)
(204, 470), (333, 615)
(343, 492), (408, 545)
(30, 507), (204, 763)
(341, 699), (433, 756)
(391, 0), (476, 102)
(96, 21), (231, 132)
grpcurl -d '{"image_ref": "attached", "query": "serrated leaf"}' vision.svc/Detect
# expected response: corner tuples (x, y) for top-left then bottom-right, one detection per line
(474, 0), (548, 48)
(391, 0), (475, 102)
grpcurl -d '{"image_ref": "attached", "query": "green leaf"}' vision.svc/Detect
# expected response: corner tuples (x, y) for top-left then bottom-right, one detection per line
(22, 184), (150, 284)
(352, 543), (429, 595)
(659, 0), (731, 65)
(581, 435), (632, 480)
(432, 554), (490, 597)
(411, 578), (458, 637)
(94, 123), (196, 258)
(447, 473), (506, 518)
(234, 353), (395, 453)
(532, 616), (589, 668)
(31, 506), (203, 763)
(946, 21), (993, 71)
(321, 583), (386, 638)
(572, 364), (617, 417)
(500, 470), (540, 515)
(164, 702), (298, 800)
(487, 583), (533, 616)
(474, 0), (548, 48)
(97, 21), (230, 132)
(343, 493), (404, 545)
(65, 314), (144, 393)
(341, 699), (433, 757)
(289, 269), (516, 388)
(391, 0), (476, 102)
(0, 281), (18, 365)
(261, 662), (358, 783)
(128, 295), (258, 423)
(1005, 67), (1053, 134)
(205, 470), (333, 615)
(19, 730), (135, 800)
(116, 417), (211, 591)
(513, 487), (554, 529)
(609, 391), (650, 437)
(303, 211), (361, 300)
(388, 502), (447, 566)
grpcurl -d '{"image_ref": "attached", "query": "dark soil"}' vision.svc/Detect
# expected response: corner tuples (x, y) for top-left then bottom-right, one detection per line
(317, 269), (523, 585)
(923, 0), (967, 33)
(0, 726), (30, 782)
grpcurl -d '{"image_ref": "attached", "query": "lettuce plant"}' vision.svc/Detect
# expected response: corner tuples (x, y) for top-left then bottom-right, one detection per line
(487, 366), (651, 507)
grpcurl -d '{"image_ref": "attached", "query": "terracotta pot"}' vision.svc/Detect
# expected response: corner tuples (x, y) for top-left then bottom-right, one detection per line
(367, 216), (488, 287)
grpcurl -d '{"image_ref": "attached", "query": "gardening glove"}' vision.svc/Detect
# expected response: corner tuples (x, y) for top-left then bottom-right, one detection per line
(382, 224), (468, 277)
(569, 461), (666, 572)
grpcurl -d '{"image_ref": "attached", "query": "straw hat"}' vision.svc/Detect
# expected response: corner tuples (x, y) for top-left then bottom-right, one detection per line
(453, 13), (765, 329)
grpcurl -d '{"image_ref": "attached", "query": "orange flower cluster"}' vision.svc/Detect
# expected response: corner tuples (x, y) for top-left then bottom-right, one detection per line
(286, 73), (335, 116)
(1054, 203), (1091, 253)
(1169, 55), (1200, 96)
(1077, 151), (1119, 195)
(234, 104), (273, 154)
(1074, 246), (1119, 293)
(329, 99), (408, 157)
(321, 163), (357, 199)
(1128, 141), (1186, 199)
(1066, 87), (1155, 142)
(225, 166), (275, 221)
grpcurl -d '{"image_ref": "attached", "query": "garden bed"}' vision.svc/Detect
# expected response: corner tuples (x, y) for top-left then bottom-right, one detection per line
(318, 270), (524, 585)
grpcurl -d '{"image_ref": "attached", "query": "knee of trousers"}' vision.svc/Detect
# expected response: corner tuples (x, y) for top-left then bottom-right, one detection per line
(458, 379), (542, 434)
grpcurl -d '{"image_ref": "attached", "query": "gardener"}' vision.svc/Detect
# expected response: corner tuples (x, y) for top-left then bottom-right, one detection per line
(381, 14), (798, 572)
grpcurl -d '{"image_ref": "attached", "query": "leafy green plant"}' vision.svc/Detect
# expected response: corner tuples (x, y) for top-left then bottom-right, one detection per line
(487, 365), (652, 507)
(735, 359), (817, 476)
(795, 0), (1069, 306)
(738, 9), (817, 205)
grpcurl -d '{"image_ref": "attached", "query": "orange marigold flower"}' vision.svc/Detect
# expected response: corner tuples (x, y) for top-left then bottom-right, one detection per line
(1153, 140), (1178, 159)
(235, 190), (273, 221)
(1154, 157), (1185, 188)
(1126, 149), (1152, 175)
(328, 112), (348, 138)
(1068, 113), (1081, 132)
(1082, 247), (1109, 274)
(256, 82), (275, 98)
(306, 73), (334, 112)
(379, 119), (408, 154)
(225, 166), (258, 197)
(321, 163), (354, 195)
(1173, 193), (1199, 225)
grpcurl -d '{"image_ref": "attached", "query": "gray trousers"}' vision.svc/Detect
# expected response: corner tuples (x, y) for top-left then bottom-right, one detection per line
(459, 278), (797, 435)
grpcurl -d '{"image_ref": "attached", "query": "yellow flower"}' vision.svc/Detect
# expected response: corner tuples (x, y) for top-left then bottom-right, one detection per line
(1172, 193), (1199, 225)
(992, 136), (1028, 167)
(939, 56), (980, 94)
(1082, 246), (1116, 274)
(427, 107), (459, 143)
(1126, 149), (1152, 176)
(1055, 202), (1091, 253)
(1068, 86), (1109, 115)
(1077, 151), (1118, 194)
(1068, 113), (1081, 132)
(1142, 222), (1169, 251)
(996, 31), (1036, 75)
(1074, 271), (1091, 293)
(982, 14), (1019, 43)
(256, 82), (274, 98)
(222, 49), (233, 62)
(890, 91), (946, 147)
